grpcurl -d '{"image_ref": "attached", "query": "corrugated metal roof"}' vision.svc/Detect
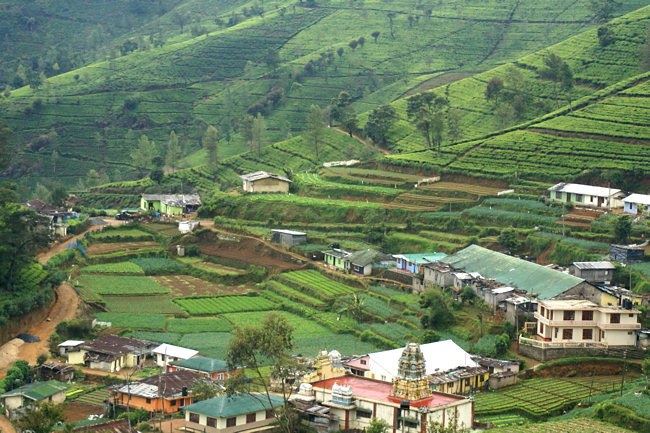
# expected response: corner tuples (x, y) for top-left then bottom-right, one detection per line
(240, 171), (292, 183)
(393, 253), (447, 264)
(548, 182), (621, 197)
(441, 245), (584, 299)
(141, 194), (201, 207)
(183, 393), (284, 418)
(58, 340), (84, 347)
(172, 356), (228, 373)
(346, 249), (391, 267)
(322, 249), (351, 259)
(1, 380), (67, 400)
(152, 344), (198, 360)
(272, 229), (306, 236)
(624, 194), (650, 206)
(573, 261), (615, 270)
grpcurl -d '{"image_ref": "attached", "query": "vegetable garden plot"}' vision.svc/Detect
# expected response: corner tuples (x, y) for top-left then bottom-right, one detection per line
(85, 241), (161, 256)
(127, 331), (181, 345)
(78, 275), (169, 295)
(173, 295), (277, 315)
(178, 332), (233, 358)
(167, 318), (233, 334)
(280, 270), (359, 298)
(102, 295), (184, 314)
(152, 275), (250, 296)
(221, 311), (333, 338)
(93, 312), (166, 330)
(80, 262), (144, 274)
(490, 419), (633, 433)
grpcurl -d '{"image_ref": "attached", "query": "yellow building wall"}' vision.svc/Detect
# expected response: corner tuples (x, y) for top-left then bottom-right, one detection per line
(599, 293), (618, 307)
(251, 178), (290, 193)
(67, 350), (86, 365)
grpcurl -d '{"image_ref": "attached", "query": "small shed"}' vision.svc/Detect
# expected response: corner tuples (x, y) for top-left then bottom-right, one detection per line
(322, 249), (351, 270)
(344, 249), (391, 276)
(152, 343), (199, 367)
(623, 193), (650, 215)
(38, 362), (75, 382)
(58, 340), (84, 356)
(178, 221), (200, 234)
(271, 229), (307, 247)
(240, 171), (291, 193)
(610, 244), (645, 264)
(569, 261), (615, 283)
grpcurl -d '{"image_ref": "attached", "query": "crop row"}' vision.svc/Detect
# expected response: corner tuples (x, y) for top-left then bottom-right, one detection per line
(267, 280), (326, 307)
(78, 275), (169, 295)
(281, 270), (359, 298)
(173, 295), (277, 315)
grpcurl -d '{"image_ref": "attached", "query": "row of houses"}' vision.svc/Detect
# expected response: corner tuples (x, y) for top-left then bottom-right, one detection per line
(548, 182), (650, 214)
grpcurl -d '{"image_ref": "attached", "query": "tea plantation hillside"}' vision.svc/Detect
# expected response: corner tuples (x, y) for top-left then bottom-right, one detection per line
(2, 0), (647, 193)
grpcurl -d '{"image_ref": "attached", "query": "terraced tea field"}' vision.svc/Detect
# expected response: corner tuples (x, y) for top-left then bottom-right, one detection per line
(475, 377), (623, 418)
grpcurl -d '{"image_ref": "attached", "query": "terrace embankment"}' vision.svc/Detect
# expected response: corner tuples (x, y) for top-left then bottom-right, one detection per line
(532, 358), (641, 378)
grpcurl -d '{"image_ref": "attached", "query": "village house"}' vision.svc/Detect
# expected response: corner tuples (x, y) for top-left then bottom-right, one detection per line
(343, 340), (487, 395)
(301, 343), (474, 432)
(152, 343), (199, 368)
(610, 243), (645, 264)
(532, 299), (641, 346)
(38, 362), (75, 382)
(344, 249), (391, 276)
(140, 194), (201, 216)
(393, 253), (447, 274)
(271, 229), (307, 246)
(422, 245), (592, 302)
(23, 198), (72, 236)
(548, 182), (624, 209)
(167, 356), (232, 381)
(568, 261), (615, 283)
(112, 370), (204, 414)
(67, 335), (157, 372)
(471, 356), (520, 389)
(0, 380), (68, 417)
(322, 248), (350, 271)
(240, 171), (291, 193)
(623, 193), (650, 215)
(183, 393), (284, 433)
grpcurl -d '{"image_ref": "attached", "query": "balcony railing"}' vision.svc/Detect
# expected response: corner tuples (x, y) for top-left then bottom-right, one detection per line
(519, 336), (609, 349)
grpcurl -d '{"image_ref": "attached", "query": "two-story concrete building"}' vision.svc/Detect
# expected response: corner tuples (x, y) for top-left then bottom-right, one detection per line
(535, 299), (640, 346)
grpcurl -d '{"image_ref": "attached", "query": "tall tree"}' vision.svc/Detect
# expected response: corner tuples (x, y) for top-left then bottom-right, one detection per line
(364, 104), (396, 146)
(226, 313), (304, 433)
(0, 123), (12, 172)
(560, 61), (575, 111)
(239, 114), (255, 152)
(539, 53), (566, 110)
(130, 135), (157, 176)
(305, 105), (326, 160)
(203, 125), (219, 167)
(484, 77), (504, 105)
(406, 93), (449, 153)
(341, 105), (357, 137)
(165, 131), (181, 171)
(50, 186), (67, 207)
(252, 113), (265, 158)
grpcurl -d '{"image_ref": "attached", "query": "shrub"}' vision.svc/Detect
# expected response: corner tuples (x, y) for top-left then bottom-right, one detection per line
(46, 249), (76, 268)
(186, 244), (200, 257)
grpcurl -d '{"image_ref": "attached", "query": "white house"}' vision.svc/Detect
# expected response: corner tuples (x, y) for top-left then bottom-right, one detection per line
(623, 193), (650, 215)
(0, 381), (67, 417)
(548, 183), (624, 209)
(152, 343), (199, 368)
(535, 299), (640, 346)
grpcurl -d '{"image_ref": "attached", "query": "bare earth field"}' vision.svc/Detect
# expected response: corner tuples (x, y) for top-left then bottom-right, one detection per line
(151, 275), (252, 297)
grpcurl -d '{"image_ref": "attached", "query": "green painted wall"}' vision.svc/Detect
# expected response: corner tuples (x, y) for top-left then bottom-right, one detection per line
(141, 197), (161, 211)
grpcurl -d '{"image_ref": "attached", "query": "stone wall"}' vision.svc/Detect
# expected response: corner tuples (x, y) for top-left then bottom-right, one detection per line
(518, 344), (645, 362)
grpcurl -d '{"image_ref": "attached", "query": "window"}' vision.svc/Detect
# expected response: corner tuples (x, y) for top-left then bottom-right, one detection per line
(629, 314), (634, 318)
(562, 329), (573, 340)
(590, 196), (594, 203)
(226, 417), (236, 427)
(563, 310), (575, 321)
(207, 417), (217, 428)
(403, 419), (419, 429)
(555, 328), (558, 338)
(575, 194), (583, 202)
(582, 310), (593, 321)
(582, 329), (593, 340)
(540, 306), (545, 316)
(217, 373), (224, 380)
(360, 359), (367, 365)
(146, 398), (151, 404)
(246, 413), (256, 424)
(189, 413), (199, 423)
(357, 409), (372, 419)
(170, 399), (176, 406)
(610, 313), (620, 324)
(266, 410), (274, 419)
(539, 323), (544, 334)
(465, 378), (470, 386)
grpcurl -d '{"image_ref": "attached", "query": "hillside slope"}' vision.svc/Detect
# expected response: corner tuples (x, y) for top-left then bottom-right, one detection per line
(1, 0), (646, 193)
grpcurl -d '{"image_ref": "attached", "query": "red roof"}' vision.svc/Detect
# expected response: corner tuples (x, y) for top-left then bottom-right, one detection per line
(311, 376), (463, 409)
(343, 356), (370, 371)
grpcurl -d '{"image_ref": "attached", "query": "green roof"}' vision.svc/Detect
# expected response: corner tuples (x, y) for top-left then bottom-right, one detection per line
(0, 380), (68, 401)
(172, 356), (228, 373)
(184, 393), (284, 418)
(396, 253), (447, 264)
(441, 245), (584, 299)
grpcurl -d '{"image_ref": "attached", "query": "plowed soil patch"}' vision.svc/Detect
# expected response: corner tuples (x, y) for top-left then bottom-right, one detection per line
(151, 275), (251, 297)
(198, 238), (303, 270)
(86, 241), (160, 255)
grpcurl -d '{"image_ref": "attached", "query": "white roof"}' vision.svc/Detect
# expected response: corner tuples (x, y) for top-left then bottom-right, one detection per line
(240, 171), (291, 183)
(367, 340), (478, 379)
(572, 261), (615, 270)
(548, 182), (621, 197)
(272, 229), (306, 236)
(454, 272), (473, 280)
(152, 344), (198, 360)
(505, 296), (530, 305)
(58, 340), (84, 347)
(492, 286), (515, 294)
(624, 194), (650, 206)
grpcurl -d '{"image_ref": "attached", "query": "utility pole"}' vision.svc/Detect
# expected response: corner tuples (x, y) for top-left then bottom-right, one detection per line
(620, 350), (627, 396)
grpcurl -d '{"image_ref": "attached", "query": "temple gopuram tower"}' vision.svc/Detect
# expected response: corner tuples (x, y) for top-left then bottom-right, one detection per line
(390, 342), (432, 401)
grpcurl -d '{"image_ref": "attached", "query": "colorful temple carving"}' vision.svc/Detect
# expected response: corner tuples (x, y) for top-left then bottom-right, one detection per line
(390, 342), (432, 401)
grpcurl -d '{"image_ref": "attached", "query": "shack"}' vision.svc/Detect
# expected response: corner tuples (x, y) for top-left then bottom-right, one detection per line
(140, 194), (201, 216)
(569, 261), (615, 283)
(271, 229), (307, 246)
(240, 171), (291, 193)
